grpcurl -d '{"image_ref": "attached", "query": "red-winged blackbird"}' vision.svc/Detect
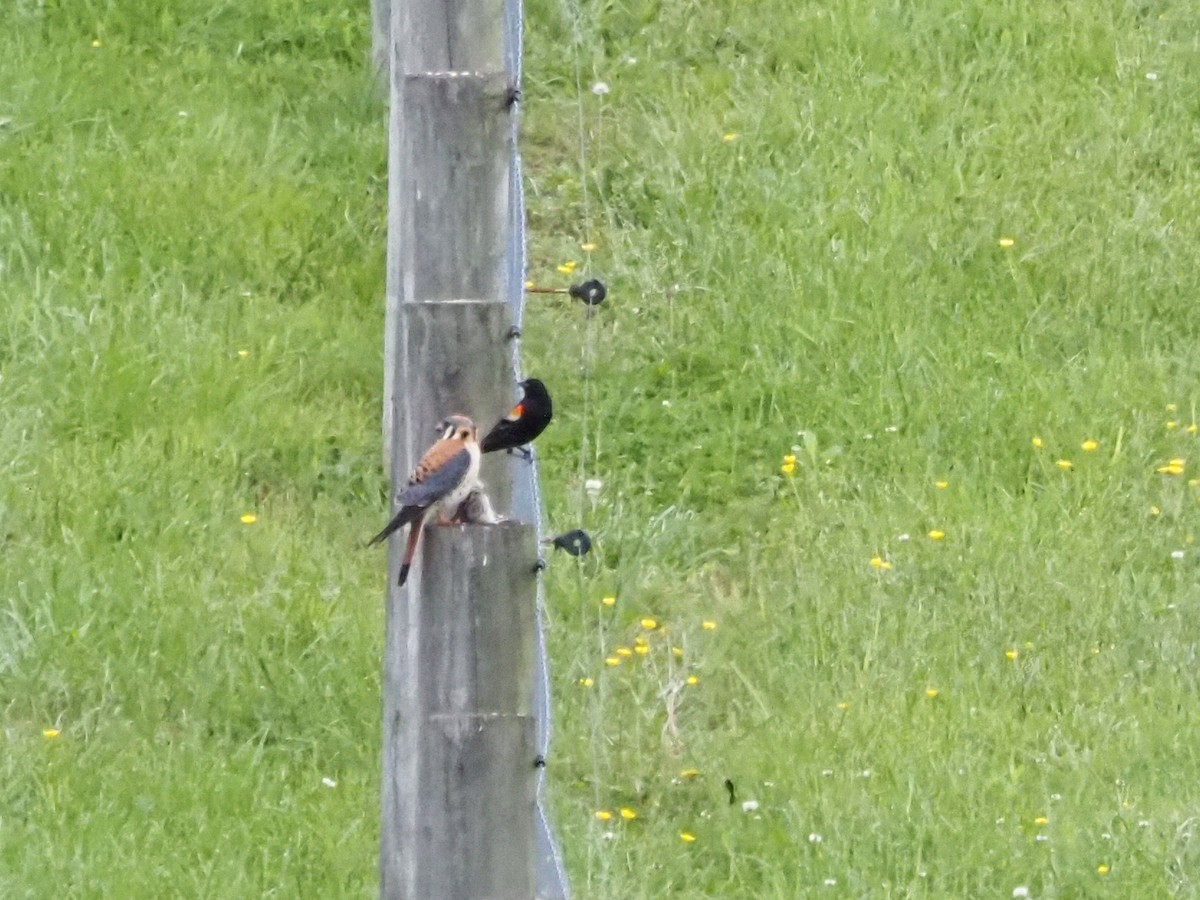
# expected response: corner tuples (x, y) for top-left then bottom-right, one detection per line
(480, 378), (553, 455)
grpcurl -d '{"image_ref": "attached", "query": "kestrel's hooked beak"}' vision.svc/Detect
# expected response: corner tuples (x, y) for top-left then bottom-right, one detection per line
(438, 414), (478, 444)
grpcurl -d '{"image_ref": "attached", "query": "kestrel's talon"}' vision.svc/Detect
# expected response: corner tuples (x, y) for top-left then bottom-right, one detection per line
(456, 485), (505, 525)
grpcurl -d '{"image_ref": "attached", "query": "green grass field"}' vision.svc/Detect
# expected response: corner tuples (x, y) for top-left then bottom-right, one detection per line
(4, 0), (1200, 896)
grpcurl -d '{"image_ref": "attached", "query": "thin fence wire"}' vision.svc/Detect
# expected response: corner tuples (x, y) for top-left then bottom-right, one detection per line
(556, 0), (610, 884)
(503, 0), (571, 895)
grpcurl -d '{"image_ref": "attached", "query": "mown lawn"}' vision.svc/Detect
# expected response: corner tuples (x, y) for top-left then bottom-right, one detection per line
(4, 0), (1200, 896)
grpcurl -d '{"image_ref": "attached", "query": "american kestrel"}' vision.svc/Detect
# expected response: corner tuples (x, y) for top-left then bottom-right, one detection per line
(368, 414), (481, 586)
(480, 378), (553, 456)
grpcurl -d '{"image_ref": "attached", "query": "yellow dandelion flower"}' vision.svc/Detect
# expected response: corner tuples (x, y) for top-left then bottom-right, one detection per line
(1188, 424), (1198, 435)
(91, 39), (102, 48)
(594, 810), (613, 821)
(580, 242), (597, 252)
(935, 480), (949, 489)
(605, 656), (621, 667)
(1005, 649), (1019, 661)
(1167, 420), (1179, 430)
(42, 728), (61, 739)
(998, 237), (1015, 248)
(1170, 458), (1186, 467)
(925, 687), (939, 699)
(524, 280), (535, 290)
(928, 529), (945, 541)
(619, 807), (637, 820)
(1055, 459), (1073, 470)
(1158, 464), (1185, 475)
(783, 454), (797, 465)
(1097, 864), (1109, 875)
(1081, 439), (1098, 452)
(1031, 435), (1044, 449)
(686, 675), (699, 685)
(680, 831), (697, 842)
(240, 513), (257, 524)
(869, 556), (892, 570)
(1150, 505), (1162, 516)
(780, 460), (796, 476)
(616, 647), (633, 658)
(601, 596), (617, 607)
(1167, 403), (1178, 412)
(578, 677), (594, 687)
(680, 768), (700, 779)
(1034, 816), (1049, 825)
(556, 260), (577, 274)
(672, 646), (684, 658)
(701, 620), (717, 630)
(722, 133), (739, 142)
(641, 617), (658, 630)
(634, 644), (649, 656)
(836, 701), (850, 710)
(237, 349), (249, 358)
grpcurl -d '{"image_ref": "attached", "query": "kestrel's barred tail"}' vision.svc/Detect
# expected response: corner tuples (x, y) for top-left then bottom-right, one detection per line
(398, 524), (423, 586)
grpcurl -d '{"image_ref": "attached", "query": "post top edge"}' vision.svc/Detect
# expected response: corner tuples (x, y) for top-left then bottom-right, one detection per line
(401, 70), (508, 80)
(402, 298), (510, 306)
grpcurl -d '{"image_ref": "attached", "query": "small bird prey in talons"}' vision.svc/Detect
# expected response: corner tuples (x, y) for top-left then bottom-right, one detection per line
(479, 378), (553, 459)
(544, 528), (592, 558)
(453, 483), (506, 525)
(368, 415), (481, 586)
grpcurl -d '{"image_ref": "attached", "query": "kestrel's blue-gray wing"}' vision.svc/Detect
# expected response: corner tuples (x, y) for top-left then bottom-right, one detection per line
(367, 443), (472, 548)
(397, 444), (472, 507)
